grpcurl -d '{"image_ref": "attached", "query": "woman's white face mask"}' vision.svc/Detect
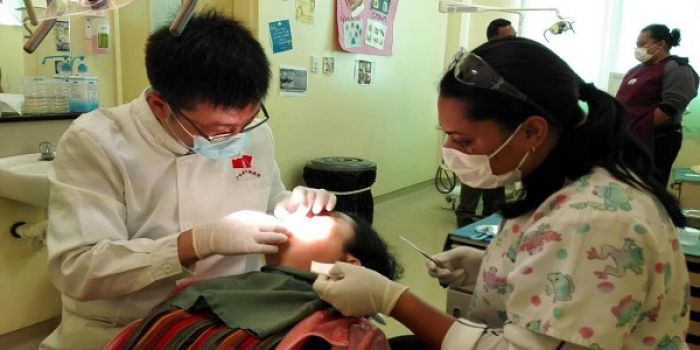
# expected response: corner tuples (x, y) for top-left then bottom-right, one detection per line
(442, 123), (530, 189)
(634, 41), (660, 63)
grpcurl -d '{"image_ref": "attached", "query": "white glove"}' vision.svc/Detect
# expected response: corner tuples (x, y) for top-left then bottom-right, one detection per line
(426, 246), (484, 288)
(313, 262), (408, 317)
(192, 210), (288, 259)
(274, 186), (337, 218)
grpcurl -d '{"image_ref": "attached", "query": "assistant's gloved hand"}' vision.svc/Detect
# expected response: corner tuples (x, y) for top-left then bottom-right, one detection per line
(192, 210), (288, 259)
(313, 262), (408, 317)
(426, 246), (485, 287)
(274, 186), (337, 218)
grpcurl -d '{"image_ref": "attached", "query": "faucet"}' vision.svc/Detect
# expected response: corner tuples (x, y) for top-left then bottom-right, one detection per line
(39, 141), (55, 161)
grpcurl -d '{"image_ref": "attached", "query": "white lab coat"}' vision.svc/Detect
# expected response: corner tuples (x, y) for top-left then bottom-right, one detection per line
(40, 91), (287, 349)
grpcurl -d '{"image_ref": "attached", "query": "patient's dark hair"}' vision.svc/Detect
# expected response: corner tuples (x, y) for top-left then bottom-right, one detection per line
(343, 213), (403, 281)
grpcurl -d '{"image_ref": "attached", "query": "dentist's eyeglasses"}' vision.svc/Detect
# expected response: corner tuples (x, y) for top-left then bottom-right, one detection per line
(449, 48), (555, 121)
(170, 103), (270, 143)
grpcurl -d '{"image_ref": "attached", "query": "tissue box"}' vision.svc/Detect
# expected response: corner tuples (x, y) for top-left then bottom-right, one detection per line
(0, 93), (25, 115)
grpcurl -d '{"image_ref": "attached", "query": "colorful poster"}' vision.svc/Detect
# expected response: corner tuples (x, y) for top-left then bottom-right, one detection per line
(345, 0), (365, 18)
(54, 20), (70, 52)
(336, 0), (399, 56)
(371, 0), (391, 15)
(365, 19), (386, 50)
(342, 20), (363, 48)
(355, 60), (373, 85)
(295, 0), (315, 24)
(269, 20), (293, 54)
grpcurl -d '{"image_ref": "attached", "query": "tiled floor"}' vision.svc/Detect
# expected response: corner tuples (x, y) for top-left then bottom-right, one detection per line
(0, 182), (456, 347)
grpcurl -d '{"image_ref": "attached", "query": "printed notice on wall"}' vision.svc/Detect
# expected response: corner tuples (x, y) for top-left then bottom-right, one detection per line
(150, 0), (181, 32)
(295, 0), (315, 24)
(279, 65), (308, 96)
(269, 20), (293, 54)
(337, 0), (399, 56)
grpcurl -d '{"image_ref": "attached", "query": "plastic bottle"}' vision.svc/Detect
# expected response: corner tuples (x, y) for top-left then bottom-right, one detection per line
(22, 77), (49, 114)
(42, 55), (71, 76)
(69, 77), (99, 113)
(69, 56), (87, 77)
(40, 55), (71, 113)
(50, 78), (70, 113)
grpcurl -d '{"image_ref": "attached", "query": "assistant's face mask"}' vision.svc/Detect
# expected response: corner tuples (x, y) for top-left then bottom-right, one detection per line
(634, 42), (659, 63)
(192, 132), (250, 160)
(442, 123), (530, 189)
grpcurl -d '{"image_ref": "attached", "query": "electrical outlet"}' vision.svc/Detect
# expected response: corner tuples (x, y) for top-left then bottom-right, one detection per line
(310, 56), (320, 73)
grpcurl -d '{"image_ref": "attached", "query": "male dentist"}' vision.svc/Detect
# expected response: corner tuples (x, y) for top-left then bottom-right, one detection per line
(41, 11), (335, 349)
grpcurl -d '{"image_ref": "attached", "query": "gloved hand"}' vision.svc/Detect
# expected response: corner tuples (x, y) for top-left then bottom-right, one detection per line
(274, 186), (337, 218)
(313, 262), (408, 317)
(426, 246), (485, 287)
(192, 210), (288, 259)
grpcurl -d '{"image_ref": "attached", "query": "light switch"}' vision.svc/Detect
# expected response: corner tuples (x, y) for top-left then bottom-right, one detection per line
(310, 56), (320, 73)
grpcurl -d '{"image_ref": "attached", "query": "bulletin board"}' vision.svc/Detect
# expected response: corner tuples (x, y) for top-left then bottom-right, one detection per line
(336, 0), (399, 56)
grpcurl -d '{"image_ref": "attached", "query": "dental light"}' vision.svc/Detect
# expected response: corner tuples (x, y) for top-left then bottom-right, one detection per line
(438, 1), (574, 42)
(543, 19), (574, 42)
(20, 0), (197, 53)
(283, 215), (335, 243)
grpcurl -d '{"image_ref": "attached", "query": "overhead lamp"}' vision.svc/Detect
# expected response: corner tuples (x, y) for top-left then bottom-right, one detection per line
(438, 1), (574, 42)
(438, 1), (563, 19)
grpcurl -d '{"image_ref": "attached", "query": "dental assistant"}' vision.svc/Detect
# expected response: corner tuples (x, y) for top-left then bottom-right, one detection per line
(314, 38), (690, 349)
(616, 24), (698, 186)
(41, 12), (335, 349)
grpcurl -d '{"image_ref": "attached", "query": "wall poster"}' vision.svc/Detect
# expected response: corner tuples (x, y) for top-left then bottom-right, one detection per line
(336, 0), (399, 56)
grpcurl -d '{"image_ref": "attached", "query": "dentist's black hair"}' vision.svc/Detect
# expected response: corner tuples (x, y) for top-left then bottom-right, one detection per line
(145, 10), (270, 111)
(439, 37), (685, 227)
(343, 212), (403, 281)
(642, 24), (681, 49)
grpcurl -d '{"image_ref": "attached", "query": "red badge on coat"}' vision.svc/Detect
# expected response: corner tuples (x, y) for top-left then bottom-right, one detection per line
(232, 155), (253, 169)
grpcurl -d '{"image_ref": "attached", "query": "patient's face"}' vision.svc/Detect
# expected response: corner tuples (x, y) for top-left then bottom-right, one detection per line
(265, 212), (357, 271)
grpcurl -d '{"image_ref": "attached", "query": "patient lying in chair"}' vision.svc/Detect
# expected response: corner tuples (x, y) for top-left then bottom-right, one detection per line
(106, 212), (401, 350)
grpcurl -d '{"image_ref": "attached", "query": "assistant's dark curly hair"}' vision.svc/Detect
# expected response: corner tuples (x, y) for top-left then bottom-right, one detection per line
(439, 37), (685, 227)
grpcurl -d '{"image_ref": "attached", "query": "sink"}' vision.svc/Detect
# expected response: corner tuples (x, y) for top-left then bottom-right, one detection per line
(0, 153), (52, 207)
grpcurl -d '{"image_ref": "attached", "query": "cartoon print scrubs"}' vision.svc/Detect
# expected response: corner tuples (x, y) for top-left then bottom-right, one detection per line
(467, 167), (690, 349)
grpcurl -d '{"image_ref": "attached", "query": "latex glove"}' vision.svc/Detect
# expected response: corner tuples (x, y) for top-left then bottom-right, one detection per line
(192, 210), (288, 259)
(426, 246), (484, 288)
(274, 186), (337, 218)
(313, 262), (408, 317)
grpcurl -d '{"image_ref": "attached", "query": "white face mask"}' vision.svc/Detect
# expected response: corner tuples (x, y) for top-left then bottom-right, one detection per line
(441, 123), (530, 189)
(634, 42), (659, 63)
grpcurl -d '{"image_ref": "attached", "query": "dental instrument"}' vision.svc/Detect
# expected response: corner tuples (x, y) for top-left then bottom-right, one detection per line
(399, 235), (445, 268)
